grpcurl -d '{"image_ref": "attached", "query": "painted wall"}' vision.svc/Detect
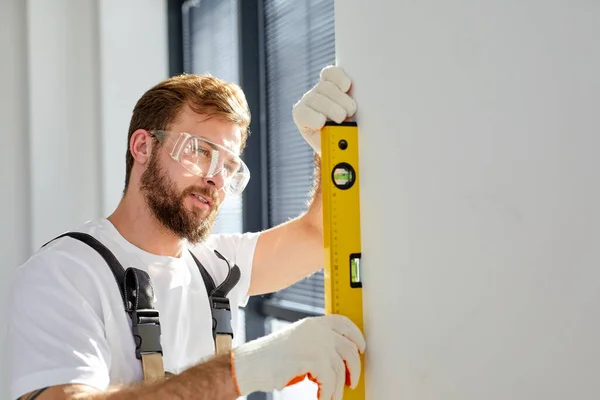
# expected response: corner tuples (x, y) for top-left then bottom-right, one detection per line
(0, 1), (31, 395)
(0, 1), (168, 397)
(334, 1), (600, 398)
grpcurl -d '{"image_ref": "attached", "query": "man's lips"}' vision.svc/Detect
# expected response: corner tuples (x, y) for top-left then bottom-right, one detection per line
(190, 192), (211, 207)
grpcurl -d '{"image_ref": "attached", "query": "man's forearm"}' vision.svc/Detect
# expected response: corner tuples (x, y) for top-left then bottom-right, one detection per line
(305, 154), (322, 229)
(30, 353), (240, 400)
(246, 153), (324, 295)
(88, 354), (238, 400)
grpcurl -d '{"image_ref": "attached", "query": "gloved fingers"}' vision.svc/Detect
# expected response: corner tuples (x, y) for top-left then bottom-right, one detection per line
(334, 333), (362, 389)
(315, 80), (357, 118)
(320, 66), (352, 93)
(324, 314), (366, 354)
(305, 92), (348, 124)
(332, 357), (346, 400)
(293, 99), (327, 132)
(315, 364), (336, 400)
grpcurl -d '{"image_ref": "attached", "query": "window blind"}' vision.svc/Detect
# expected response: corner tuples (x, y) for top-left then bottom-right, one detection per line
(264, 0), (335, 315)
(182, 0), (243, 234)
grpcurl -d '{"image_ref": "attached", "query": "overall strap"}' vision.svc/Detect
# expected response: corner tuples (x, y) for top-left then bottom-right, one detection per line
(189, 249), (241, 355)
(42, 232), (165, 382)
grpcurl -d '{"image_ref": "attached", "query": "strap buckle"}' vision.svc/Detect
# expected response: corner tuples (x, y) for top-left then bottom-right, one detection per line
(131, 309), (163, 359)
(210, 297), (233, 339)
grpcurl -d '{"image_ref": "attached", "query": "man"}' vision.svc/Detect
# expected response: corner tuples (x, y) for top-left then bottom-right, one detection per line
(6, 65), (364, 400)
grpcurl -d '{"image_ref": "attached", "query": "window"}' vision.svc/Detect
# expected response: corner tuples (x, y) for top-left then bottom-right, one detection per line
(262, 0), (336, 317)
(182, 0), (243, 235)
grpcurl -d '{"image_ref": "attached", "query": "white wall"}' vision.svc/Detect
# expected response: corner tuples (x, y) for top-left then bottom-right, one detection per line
(27, 0), (103, 248)
(335, 1), (600, 399)
(0, 0), (168, 397)
(98, 0), (169, 215)
(0, 1), (31, 396)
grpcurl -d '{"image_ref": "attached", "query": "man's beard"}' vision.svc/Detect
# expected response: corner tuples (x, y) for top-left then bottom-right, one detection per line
(139, 150), (220, 244)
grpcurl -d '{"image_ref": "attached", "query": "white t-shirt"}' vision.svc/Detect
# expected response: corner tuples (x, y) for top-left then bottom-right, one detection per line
(6, 218), (261, 399)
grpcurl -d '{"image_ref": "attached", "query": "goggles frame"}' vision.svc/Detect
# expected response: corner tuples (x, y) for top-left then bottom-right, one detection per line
(149, 130), (250, 196)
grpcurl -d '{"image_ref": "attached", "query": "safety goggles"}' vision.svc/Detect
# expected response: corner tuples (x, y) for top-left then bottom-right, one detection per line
(149, 130), (250, 196)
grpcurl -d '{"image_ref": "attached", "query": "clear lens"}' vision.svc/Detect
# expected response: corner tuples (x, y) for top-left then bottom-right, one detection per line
(155, 131), (250, 196)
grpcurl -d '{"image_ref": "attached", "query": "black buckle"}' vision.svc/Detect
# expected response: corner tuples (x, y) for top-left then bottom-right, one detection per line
(210, 297), (233, 339)
(131, 309), (163, 359)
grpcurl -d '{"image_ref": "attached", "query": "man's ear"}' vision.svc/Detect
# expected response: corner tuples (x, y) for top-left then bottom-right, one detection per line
(130, 129), (154, 165)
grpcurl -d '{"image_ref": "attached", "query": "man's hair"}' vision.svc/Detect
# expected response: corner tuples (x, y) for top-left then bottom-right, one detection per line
(123, 73), (251, 191)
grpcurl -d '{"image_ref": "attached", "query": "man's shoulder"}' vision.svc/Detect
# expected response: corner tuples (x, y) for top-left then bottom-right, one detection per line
(189, 231), (262, 261)
(208, 230), (262, 247)
(9, 220), (117, 317)
(14, 219), (112, 280)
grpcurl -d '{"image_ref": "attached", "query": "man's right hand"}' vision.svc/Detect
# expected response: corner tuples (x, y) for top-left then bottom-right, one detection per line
(17, 314), (365, 400)
(231, 314), (366, 400)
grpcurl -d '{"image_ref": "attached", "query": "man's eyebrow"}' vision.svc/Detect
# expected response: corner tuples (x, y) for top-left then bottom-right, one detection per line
(189, 133), (241, 156)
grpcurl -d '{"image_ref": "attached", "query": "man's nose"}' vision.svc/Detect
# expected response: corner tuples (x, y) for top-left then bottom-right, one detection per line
(204, 168), (226, 190)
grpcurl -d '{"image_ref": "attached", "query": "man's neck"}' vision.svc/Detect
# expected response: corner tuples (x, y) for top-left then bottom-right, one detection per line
(107, 191), (186, 258)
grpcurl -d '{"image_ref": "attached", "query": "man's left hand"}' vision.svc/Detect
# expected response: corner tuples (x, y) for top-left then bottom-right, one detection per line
(293, 66), (356, 156)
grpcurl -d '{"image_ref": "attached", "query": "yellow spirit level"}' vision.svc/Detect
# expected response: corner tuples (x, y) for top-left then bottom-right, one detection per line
(321, 121), (365, 399)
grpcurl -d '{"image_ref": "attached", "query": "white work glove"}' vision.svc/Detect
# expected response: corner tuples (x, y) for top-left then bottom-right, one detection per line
(293, 66), (357, 156)
(232, 314), (366, 400)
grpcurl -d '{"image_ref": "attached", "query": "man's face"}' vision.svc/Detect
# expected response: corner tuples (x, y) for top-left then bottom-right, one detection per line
(140, 105), (243, 244)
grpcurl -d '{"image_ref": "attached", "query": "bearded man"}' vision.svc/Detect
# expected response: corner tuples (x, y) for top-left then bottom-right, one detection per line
(7, 66), (365, 400)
